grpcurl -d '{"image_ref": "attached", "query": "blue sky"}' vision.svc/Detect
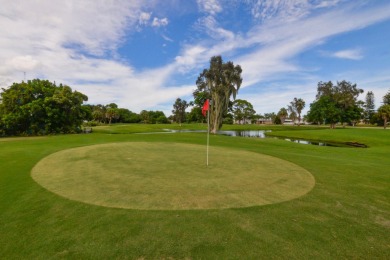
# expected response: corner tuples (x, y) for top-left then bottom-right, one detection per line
(1, 0), (390, 116)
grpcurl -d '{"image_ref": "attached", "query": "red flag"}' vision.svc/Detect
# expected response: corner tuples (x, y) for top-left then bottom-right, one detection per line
(202, 99), (209, 117)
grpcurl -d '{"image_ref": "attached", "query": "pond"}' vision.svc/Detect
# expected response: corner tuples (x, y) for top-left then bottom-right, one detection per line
(162, 129), (366, 148)
(218, 130), (338, 147)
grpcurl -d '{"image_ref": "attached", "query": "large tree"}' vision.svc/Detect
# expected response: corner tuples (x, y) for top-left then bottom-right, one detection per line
(195, 56), (242, 133)
(232, 99), (256, 124)
(364, 91), (375, 124)
(308, 81), (363, 128)
(172, 98), (190, 125)
(335, 80), (364, 126)
(288, 98), (305, 126)
(0, 79), (87, 136)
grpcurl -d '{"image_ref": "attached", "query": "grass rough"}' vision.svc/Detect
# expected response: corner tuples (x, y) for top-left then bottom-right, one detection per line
(0, 124), (389, 259)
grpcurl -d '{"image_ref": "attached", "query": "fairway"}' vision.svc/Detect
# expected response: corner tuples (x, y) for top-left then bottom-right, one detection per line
(32, 142), (315, 210)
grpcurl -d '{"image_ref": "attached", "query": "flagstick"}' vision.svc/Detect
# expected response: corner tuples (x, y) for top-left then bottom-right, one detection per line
(206, 105), (210, 166)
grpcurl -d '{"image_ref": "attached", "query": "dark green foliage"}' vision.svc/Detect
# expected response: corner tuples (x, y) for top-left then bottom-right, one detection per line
(307, 80), (363, 128)
(0, 79), (88, 136)
(186, 107), (205, 123)
(87, 104), (141, 124)
(222, 113), (233, 124)
(117, 108), (141, 123)
(383, 89), (390, 105)
(273, 116), (282, 124)
(232, 99), (256, 124)
(172, 98), (190, 125)
(277, 107), (288, 124)
(377, 104), (390, 129)
(140, 110), (169, 124)
(363, 91), (375, 124)
(264, 112), (277, 123)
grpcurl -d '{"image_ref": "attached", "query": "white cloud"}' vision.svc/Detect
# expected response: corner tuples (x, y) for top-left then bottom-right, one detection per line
(1, 0), (390, 117)
(161, 34), (174, 42)
(0, 0), (187, 114)
(233, 3), (390, 90)
(7, 55), (40, 71)
(139, 12), (152, 25)
(152, 17), (169, 27)
(250, 0), (311, 22)
(197, 15), (235, 40)
(314, 0), (342, 9)
(174, 45), (209, 72)
(332, 49), (363, 60)
(197, 0), (222, 15)
(239, 82), (315, 114)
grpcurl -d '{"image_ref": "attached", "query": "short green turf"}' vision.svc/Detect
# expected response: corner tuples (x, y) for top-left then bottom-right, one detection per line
(0, 125), (389, 259)
(32, 142), (314, 210)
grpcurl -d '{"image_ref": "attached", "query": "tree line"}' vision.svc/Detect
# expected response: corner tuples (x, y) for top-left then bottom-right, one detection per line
(82, 103), (169, 125)
(0, 79), (171, 136)
(172, 56), (390, 130)
(2, 56), (390, 136)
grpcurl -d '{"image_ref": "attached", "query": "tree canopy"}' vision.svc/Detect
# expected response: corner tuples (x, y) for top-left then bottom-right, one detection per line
(277, 107), (288, 124)
(172, 98), (190, 125)
(307, 80), (363, 128)
(232, 99), (256, 124)
(0, 79), (88, 136)
(140, 110), (169, 124)
(195, 56), (242, 133)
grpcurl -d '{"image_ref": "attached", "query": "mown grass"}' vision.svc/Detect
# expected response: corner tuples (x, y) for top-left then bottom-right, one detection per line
(32, 142), (314, 210)
(0, 125), (389, 259)
(92, 122), (327, 133)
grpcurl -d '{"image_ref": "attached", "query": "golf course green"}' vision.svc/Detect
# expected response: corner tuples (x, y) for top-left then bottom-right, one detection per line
(0, 124), (389, 259)
(32, 142), (314, 210)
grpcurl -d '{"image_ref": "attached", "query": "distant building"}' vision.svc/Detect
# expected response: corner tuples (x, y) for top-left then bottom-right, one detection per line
(234, 118), (253, 124)
(256, 118), (273, 124)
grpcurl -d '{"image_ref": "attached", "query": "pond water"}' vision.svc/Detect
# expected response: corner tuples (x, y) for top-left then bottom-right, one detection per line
(163, 129), (365, 147)
(218, 130), (338, 147)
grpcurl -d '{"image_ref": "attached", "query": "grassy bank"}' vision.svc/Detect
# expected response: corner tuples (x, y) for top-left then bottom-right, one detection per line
(0, 125), (389, 259)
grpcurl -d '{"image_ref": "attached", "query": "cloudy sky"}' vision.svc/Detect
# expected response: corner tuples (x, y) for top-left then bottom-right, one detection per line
(1, 0), (390, 116)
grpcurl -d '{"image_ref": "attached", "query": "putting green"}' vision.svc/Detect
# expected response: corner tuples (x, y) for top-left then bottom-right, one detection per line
(31, 142), (315, 210)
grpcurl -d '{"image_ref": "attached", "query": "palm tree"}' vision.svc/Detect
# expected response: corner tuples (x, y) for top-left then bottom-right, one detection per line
(289, 98), (305, 126)
(277, 107), (288, 124)
(377, 104), (390, 129)
(105, 108), (119, 125)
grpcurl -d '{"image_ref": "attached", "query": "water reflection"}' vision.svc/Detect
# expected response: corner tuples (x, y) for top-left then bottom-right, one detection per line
(219, 130), (337, 147)
(218, 130), (268, 138)
(163, 129), (363, 147)
(283, 138), (335, 147)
